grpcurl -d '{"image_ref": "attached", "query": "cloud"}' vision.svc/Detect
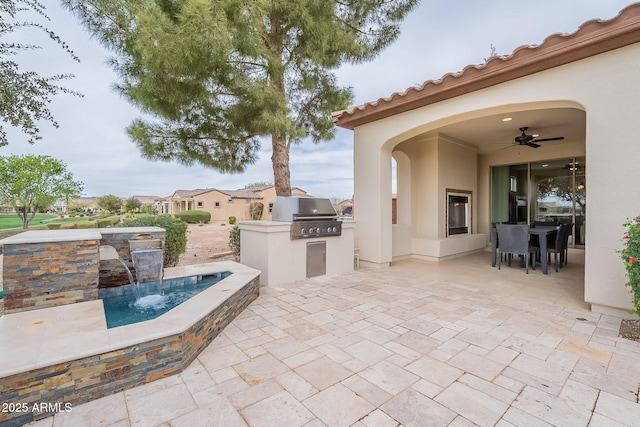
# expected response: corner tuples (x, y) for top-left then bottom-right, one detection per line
(2, 1), (632, 200)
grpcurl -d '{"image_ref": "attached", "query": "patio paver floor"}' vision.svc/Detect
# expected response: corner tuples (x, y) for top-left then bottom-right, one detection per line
(32, 250), (640, 426)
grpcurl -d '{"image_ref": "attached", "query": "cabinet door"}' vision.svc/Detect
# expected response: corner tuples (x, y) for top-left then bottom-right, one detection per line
(306, 241), (326, 278)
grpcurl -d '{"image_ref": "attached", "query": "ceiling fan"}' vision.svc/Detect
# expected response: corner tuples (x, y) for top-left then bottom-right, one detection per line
(514, 127), (564, 148)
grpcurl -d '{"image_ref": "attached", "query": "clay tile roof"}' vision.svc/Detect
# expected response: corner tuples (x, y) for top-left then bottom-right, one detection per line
(222, 189), (263, 199)
(333, 3), (640, 130)
(173, 189), (211, 198)
(242, 185), (273, 191)
(132, 195), (161, 205)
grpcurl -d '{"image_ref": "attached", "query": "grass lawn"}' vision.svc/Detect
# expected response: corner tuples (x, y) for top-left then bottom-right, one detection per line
(0, 214), (94, 231)
(0, 214), (57, 230)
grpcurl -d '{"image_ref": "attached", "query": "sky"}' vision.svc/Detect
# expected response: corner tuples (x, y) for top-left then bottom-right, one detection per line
(2, 0), (635, 200)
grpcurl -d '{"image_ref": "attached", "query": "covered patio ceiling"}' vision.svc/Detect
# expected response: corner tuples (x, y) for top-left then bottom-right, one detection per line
(435, 107), (586, 155)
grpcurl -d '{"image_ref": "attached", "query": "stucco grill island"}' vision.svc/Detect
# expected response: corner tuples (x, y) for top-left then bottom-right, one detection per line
(239, 196), (355, 286)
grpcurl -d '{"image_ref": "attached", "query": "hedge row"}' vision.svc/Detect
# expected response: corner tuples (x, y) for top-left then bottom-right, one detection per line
(97, 216), (121, 228)
(175, 210), (211, 224)
(45, 215), (121, 230)
(119, 215), (187, 268)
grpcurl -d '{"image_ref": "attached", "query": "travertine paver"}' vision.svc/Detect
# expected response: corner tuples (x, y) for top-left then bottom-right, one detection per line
(37, 250), (640, 427)
(171, 396), (248, 427)
(303, 383), (375, 427)
(359, 360), (420, 395)
(512, 386), (592, 426)
(435, 382), (509, 426)
(295, 356), (354, 390)
(381, 388), (457, 426)
(593, 391), (640, 425)
(126, 383), (198, 427)
(240, 390), (315, 427)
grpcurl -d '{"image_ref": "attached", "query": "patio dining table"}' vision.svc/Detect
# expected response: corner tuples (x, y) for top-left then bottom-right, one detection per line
(491, 225), (559, 275)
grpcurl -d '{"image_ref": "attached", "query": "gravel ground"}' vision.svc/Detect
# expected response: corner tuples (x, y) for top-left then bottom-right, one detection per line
(177, 220), (236, 265)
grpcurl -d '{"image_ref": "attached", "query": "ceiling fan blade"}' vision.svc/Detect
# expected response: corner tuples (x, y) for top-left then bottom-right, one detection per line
(526, 142), (540, 148)
(531, 136), (564, 143)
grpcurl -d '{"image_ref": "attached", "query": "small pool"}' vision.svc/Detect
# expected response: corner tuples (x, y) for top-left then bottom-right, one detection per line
(100, 271), (232, 328)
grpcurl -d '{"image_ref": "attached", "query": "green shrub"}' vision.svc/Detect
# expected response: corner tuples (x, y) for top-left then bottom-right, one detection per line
(47, 223), (61, 230)
(76, 220), (97, 229)
(228, 216), (237, 225)
(119, 215), (187, 268)
(61, 222), (77, 229)
(621, 215), (640, 316)
(229, 225), (240, 258)
(139, 205), (158, 215)
(175, 210), (211, 224)
(97, 215), (120, 228)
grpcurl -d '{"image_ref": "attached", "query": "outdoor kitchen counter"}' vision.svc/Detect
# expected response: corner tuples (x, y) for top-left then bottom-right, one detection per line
(239, 220), (355, 286)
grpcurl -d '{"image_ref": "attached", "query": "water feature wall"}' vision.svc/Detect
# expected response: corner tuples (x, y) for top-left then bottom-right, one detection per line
(1, 227), (165, 315)
(129, 238), (163, 285)
(0, 264), (260, 427)
(1, 230), (101, 314)
(98, 228), (165, 289)
(0, 228), (261, 426)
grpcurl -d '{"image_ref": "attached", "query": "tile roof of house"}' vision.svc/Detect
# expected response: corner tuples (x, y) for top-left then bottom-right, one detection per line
(132, 195), (161, 205)
(242, 185), (273, 191)
(169, 185), (308, 200)
(172, 189), (212, 198)
(333, 3), (640, 130)
(220, 189), (264, 199)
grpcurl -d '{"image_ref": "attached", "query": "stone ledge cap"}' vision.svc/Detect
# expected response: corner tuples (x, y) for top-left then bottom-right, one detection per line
(0, 229), (102, 245)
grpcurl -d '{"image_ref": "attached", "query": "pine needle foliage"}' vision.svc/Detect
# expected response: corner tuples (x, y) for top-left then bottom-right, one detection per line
(62, 0), (419, 195)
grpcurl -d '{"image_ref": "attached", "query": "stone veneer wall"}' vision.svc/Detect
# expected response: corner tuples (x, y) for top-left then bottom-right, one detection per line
(2, 240), (100, 314)
(0, 276), (259, 427)
(98, 228), (165, 289)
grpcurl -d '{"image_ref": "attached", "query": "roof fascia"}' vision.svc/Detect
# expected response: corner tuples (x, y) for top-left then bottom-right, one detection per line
(334, 4), (640, 130)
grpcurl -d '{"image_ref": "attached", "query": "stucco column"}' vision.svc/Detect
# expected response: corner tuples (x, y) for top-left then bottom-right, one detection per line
(353, 129), (393, 267)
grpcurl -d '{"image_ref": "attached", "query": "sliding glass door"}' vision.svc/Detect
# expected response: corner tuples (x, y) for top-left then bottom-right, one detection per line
(491, 156), (585, 247)
(530, 157), (585, 245)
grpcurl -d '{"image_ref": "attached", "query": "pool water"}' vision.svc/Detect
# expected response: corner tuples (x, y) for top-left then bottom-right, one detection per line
(101, 271), (232, 328)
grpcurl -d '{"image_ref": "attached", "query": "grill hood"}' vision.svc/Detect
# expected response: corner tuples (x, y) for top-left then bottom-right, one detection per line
(271, 196), (338, 222)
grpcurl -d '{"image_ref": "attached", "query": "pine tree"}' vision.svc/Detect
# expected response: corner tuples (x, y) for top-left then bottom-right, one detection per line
(63, 0), (419, 195)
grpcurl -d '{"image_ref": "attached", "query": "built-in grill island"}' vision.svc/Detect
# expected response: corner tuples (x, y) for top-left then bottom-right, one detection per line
(239, 196), (355, 286)
(271, 196), (342, 239)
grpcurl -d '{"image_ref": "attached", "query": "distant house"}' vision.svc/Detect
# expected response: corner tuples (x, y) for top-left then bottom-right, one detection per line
(335, 198), (353, 216)
(161, 186), (307, 221)
(131, 195), (161, 206)
(130, 195), (162, 212)
(69, 197), (100, 213)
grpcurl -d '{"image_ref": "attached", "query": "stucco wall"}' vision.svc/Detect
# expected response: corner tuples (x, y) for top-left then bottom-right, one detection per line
(391, 133), (481, 261)
(166, 187), (307, 221)
(239, 220), (355, 286)
(351, 43), (640, 315)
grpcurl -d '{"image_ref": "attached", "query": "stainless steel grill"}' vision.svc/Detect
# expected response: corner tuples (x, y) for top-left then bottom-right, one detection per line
(272, 196), (342, 239)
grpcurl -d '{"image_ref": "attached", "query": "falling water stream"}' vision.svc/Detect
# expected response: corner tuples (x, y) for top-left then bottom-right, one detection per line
(117, 258), (138, 297)
(130, 249), (167, 309)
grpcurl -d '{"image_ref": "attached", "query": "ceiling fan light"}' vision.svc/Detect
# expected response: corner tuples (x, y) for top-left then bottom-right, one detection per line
(502, 117), (512, 122)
